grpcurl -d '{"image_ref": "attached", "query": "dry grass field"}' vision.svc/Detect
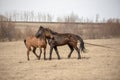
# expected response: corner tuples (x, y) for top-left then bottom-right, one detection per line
(0, 39), (120, 80)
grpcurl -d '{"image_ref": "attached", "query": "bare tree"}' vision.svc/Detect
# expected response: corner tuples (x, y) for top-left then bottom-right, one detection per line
(30, 11), (34, 21)
(47, 13), (52, 22)
(24, 11), (29, 21)
(96, 14), (99, 23)
(42, 14), (47, 22)
(38, 12), (42, 22)
(12, 11), (17, 21)
(63, 12), (79, 22)
(57, 17), (63, 22)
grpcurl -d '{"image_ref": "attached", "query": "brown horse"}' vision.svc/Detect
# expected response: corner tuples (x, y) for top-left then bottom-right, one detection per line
(24, 28), (50, 61)
(36, 26), (85, 60)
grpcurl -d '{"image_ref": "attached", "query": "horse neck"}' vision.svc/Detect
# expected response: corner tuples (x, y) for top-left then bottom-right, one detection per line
(39, 33), (47, 41)
(51, 31), (58, 35)
(46, 28), (58, 35)
(42, 35), (46, 40)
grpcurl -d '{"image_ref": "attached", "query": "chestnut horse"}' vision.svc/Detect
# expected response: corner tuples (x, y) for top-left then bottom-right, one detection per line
(36, 26), (85, 60)
(24, 28), (53, 61)
(24, 36), (46, 61)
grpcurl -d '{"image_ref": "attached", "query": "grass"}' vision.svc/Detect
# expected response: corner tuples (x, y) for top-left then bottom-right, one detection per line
(0, 39), (120, 80)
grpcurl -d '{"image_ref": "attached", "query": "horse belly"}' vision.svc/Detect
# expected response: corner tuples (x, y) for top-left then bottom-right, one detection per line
(53, 37), (69, 46)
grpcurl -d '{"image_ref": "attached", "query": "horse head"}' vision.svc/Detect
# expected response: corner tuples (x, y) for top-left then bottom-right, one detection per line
(35, 26), (44, 38)
(35, 26), (54, 39)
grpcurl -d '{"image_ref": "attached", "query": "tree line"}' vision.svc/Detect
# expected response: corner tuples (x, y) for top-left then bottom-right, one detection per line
(0, 11), (120, 42)
(1, 11), (120, 23)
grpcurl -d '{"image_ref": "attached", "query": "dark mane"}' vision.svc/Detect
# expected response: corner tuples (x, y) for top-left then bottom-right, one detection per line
(45, 28), (58, 34)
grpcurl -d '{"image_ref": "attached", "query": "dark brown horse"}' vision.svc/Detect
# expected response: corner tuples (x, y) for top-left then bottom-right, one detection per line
(24, 28), (52, 61)
(36, 26), (85, 60)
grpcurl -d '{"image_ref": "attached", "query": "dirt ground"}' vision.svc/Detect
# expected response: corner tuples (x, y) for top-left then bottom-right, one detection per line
(0, 39), (120, 80)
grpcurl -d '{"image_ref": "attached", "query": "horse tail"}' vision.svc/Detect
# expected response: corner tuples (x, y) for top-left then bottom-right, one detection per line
(76, 35), (85, 53)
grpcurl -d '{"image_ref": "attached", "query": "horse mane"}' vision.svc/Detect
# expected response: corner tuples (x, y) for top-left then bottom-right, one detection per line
(45, 28), (58, 34)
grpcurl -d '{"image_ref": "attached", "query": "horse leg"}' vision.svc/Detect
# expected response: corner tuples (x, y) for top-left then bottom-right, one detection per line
(44, 48), (47, 60)
(54, 46), (61, 60)
(27, 49), (30, 61)
(32, 47), (39, 60)
(49, 46), (53, 60)
(74, 46), (81, 59)
(68, 44), (74, 58)
(39, 48), (42, 60)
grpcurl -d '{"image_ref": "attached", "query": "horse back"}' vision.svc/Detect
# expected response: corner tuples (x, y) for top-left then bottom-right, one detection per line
(25, 36), (46, 48)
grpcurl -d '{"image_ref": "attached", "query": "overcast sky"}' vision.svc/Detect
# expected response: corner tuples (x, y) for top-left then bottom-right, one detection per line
(0, 0), (120, 21)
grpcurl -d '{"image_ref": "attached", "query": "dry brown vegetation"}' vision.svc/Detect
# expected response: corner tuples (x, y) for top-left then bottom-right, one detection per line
(0, 39), (120, 80)
(0, 21), (36, 41)
(0, 21), (120, 42)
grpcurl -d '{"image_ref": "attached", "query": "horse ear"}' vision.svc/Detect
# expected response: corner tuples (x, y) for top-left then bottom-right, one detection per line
(39, 26), (43, 29)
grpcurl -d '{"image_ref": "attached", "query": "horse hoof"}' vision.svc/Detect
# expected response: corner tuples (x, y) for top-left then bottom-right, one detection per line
(44, 58), (47, 60)
(49, 58), (52, 60)
(68, 56), (70, 59)
(37, 58), (40, 60)
(58, 58), (61, 60)
(78, 57), (81, 59)
(68, 55), (71, 58)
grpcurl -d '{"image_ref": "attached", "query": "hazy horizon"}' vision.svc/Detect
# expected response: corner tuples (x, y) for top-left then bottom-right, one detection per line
(0, 0), (120, 21)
